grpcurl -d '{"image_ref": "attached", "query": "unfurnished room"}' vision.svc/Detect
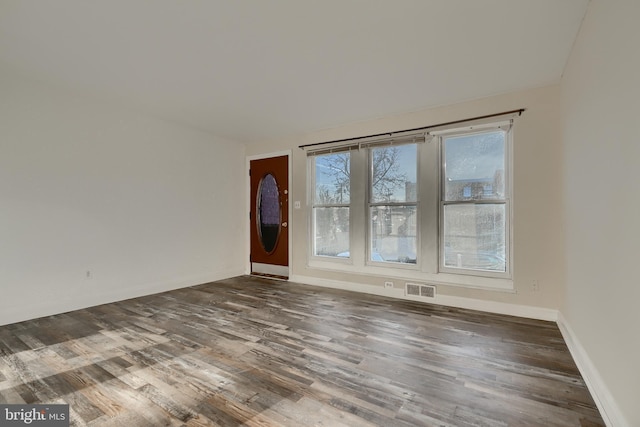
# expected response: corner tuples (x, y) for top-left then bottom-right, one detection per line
(0, 1), (638, 426)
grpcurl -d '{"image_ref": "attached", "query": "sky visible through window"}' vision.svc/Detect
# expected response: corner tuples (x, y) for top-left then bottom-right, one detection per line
(315, 153), (350, 203)
(315, 145), (418, 203)
(315, 131), (504, 202)
(445, 131), (504, 181)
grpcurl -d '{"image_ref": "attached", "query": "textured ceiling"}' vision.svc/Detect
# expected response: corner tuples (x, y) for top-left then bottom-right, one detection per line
(0, 0), (589, 143)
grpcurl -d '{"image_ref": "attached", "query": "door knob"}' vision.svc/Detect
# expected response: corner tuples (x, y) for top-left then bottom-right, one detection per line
(282, 222), (288, 228)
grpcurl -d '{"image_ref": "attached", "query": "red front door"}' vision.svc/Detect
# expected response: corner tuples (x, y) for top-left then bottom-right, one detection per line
(250, 155), (289, 278)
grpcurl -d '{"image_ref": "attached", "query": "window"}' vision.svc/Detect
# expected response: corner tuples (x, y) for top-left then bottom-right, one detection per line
(311, 152), (350, 257)
(368, 144), (418, 264)
(441, 129), (508, 274)
(307, 116), (514, 289)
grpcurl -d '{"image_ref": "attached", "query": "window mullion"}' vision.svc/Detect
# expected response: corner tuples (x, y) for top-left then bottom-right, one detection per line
(308, 121), (513, 285)
(350, 148), (367, 267)
(442, 200), (507, 205)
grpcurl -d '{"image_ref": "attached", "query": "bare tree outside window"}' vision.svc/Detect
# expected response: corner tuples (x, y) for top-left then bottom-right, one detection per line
(319, 147), (408, 203)
(310, 122), (511, 279)
(313, 153), (350, 257)
(369, 145), (417, 263)
(371, 147), (408, 203)
(313, 147), (415, 261)
(317, 153), (350, 203)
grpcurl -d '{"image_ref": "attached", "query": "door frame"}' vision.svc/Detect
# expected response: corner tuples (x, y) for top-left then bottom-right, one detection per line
(245, 150), (292, 278)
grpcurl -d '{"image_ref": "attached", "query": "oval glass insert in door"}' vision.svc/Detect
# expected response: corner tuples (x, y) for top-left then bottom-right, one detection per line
(257, 173), (281, 253)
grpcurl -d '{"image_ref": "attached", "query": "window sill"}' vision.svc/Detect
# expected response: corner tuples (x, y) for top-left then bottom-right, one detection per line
(306, 259), (514, 292)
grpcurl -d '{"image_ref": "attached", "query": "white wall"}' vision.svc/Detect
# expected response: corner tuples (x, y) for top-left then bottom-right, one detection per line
(560, 1), (640, 426)
(247, 85), (565, 319)
(0, 68), (246, 326)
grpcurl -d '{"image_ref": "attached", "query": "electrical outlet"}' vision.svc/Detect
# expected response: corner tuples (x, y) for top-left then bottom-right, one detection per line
(531, 279), (539, 292)
(294, 201), (301, 209)
(384, 281), (394, 289)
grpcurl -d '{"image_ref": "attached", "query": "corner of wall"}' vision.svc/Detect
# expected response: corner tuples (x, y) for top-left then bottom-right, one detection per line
(557, 312), (629, 427)
(0, 269), (245, 327)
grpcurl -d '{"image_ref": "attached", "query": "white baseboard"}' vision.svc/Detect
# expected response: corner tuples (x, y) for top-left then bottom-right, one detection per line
(289, 274), (558, 322)
(3, 271), (623, 425)
(557, 312), (628, 427)
(0, 268), (244, 327)
(289, 274), (627, 424)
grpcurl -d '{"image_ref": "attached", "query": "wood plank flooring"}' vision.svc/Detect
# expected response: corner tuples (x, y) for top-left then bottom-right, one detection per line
(0, 276), (604, 426)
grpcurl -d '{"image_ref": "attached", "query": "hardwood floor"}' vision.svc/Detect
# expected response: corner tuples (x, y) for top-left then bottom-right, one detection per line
(0, 276), (604, 426)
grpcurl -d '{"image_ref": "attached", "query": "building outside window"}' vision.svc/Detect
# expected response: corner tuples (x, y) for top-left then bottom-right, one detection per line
(440, 129), (509, 274)
(308, 117), (513, 288)
(368, 144), (418, 264)
(311, 151), (350, 257)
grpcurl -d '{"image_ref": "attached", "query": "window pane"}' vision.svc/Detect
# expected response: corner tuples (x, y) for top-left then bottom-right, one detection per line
(443, 204), (505, 272)
(313, 207), (349, 257)
(444, 131), (505, 201)
(370, 205), (417, 263)
(257, 173), (280, 253)
(371, 144), (417, 203)
(315, 153), (350, 204)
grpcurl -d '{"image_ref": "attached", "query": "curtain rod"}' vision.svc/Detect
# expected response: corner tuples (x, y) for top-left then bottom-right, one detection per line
(298, 108), (525, 150)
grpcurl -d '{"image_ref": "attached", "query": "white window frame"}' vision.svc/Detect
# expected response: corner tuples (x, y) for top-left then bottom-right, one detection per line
(306, 118), (516, 291)
(366, 142), (420, 269)
(308, 150), (352, 263)
(434, 123), (513, 279)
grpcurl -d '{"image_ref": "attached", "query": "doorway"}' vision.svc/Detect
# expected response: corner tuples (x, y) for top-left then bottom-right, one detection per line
(249, 154), (289, 278)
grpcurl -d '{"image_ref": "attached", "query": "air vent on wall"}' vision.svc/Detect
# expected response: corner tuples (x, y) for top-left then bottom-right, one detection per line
(405, 283), (436, 300)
